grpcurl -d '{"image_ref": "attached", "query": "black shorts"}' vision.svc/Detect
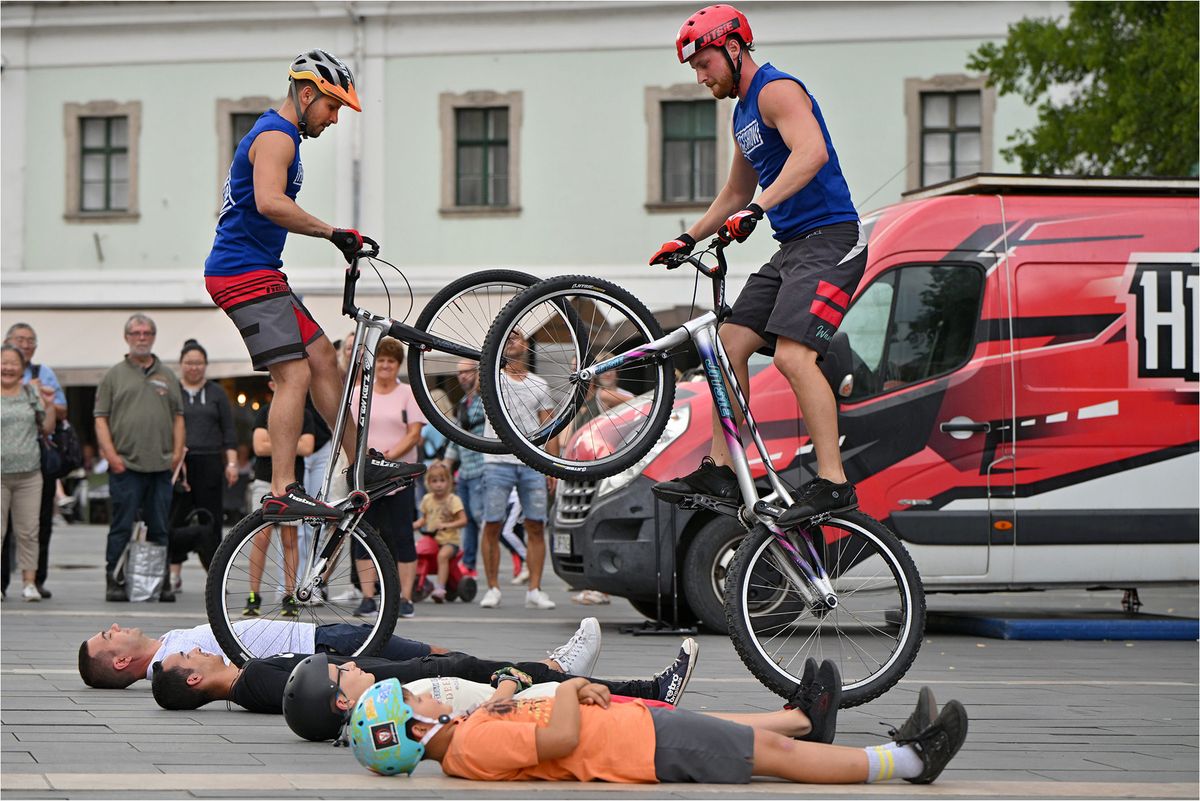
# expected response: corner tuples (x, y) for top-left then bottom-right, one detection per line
(356, 486), (416, 563)
(728, 221), (867, 359)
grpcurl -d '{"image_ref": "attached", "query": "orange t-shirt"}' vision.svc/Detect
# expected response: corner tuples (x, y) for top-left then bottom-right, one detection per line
(440, 697), (658, 783)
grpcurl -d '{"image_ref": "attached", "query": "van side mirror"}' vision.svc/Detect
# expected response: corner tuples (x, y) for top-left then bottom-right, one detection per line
(820, 331), (854, 399)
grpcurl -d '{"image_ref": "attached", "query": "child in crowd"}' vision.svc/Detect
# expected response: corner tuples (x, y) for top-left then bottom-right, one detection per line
(414, 462), (467, 603)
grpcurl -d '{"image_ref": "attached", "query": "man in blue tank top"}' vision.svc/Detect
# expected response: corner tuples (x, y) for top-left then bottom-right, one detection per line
(204, 49), (422, 523)
(650, 5), (868, 526)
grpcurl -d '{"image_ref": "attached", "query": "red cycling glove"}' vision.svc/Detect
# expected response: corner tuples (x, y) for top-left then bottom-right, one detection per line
(718, 203), (765, 244)
(329, 228), (379, 264)
(649, 233), (696, 266)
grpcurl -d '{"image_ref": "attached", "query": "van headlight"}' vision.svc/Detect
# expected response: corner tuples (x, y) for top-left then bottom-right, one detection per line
(596, 405), (690, 498)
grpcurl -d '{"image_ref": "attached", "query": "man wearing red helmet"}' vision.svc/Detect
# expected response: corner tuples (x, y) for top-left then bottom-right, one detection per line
(205, 50), (420, 522)
(651, 5), (867, 527)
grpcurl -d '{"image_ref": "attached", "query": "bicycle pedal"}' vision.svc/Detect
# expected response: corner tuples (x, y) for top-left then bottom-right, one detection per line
(678, 494), (742, 518)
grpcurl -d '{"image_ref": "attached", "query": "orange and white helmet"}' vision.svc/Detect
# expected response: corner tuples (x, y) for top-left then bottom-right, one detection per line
(289, 49), (361, 112)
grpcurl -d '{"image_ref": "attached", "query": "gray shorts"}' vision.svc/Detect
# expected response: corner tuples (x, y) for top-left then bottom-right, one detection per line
(649, 706), (754, 784)
(207, 269), (324, 372)
(728, 221), (867, 359)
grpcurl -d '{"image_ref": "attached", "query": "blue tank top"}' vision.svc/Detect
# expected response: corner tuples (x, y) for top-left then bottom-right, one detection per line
(732, 64), (858, 242)
(204, 110), (303, 277)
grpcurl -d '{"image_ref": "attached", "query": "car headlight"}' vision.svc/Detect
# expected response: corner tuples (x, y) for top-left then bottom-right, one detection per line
(596, 405), (691, 498)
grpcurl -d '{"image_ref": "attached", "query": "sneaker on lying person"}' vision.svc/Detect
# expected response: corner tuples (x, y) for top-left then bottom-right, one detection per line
(547, 617), (601, 676)
(652, 457), (739, 504)
(653, 638), (699, 706)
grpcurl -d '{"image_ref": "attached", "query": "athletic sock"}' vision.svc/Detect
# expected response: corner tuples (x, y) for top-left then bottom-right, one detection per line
(864, 742), (923, 782)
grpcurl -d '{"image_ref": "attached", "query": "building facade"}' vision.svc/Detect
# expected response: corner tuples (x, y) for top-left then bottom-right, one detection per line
(1, 0), (1062, 385)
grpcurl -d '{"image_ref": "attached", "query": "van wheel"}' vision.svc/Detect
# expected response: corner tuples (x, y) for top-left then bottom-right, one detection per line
(627, 596), (699, 628)
(682, 517), (746, 635)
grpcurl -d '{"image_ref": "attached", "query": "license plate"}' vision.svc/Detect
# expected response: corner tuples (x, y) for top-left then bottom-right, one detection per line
(553, 533), (572, 555)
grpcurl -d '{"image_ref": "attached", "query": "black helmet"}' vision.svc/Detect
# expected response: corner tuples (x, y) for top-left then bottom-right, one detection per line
(283, 653), (346, 741)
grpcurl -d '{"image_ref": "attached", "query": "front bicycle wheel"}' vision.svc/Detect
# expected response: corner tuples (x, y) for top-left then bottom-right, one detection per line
(480, 275), (676, 480)
(205, 510), (400, 667)
(408, 270), (539, 454)
(724, 512), (925, 707)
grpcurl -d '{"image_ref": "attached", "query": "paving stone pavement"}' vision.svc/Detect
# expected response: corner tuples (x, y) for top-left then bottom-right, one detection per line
(1, 523), (1197, 799)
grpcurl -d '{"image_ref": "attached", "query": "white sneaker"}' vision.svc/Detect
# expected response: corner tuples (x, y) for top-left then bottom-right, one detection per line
(510, 565), (530, 585)
(525, 588), (556, 610)
(22, 584), (41, 602)
(479, 587), (502, 608)
(548, 617), (601, 676)
(332, 586), (363, 603)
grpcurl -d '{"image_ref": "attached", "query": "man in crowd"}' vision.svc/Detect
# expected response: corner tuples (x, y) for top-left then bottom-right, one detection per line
(447, 359), (487, 573)
(2, 323), (67, 599)
(94, 313), (185, 601)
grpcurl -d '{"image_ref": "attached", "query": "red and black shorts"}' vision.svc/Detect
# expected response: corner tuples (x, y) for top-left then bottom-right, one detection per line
(727, 221), (867, 359)
(206, 270), (324, 372)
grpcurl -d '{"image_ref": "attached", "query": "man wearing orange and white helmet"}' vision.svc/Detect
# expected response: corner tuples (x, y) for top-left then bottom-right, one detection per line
(650, 6), (868, 529)
(204, 50), (418, 522)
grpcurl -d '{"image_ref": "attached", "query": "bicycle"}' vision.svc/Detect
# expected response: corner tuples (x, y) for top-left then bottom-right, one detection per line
(205, 244), (539, 666)
(477, 239), (925, 706)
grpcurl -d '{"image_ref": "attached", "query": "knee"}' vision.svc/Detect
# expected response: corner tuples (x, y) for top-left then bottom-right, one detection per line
(773, 341), (819, 378)
(272, 359), (312, 389)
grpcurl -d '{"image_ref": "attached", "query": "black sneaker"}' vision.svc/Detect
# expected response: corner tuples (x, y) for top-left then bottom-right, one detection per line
(353, 596), (378, 620)
(653, 638), (698, 706)
(894, 699), (969, 784)
(281, 595), (300, 618)
(787, 658), (841, 744)
(351, 449), (426, 492)
(652, 457), (739, 504)
(399, 599), (415, 619)
(261, 483), (343, 522)
(242, 592), (261, 617)
(776, 478), (858, 527)
(888, 686), (938, 742)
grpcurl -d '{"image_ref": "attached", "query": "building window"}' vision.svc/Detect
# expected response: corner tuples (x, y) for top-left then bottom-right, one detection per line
(440, 91), (522, 217)
(79, 117), (129, 212)
(64, 100), (141, 221)
(455, 107), (509, 207)
(904, 76), (994, 191)
(920, 92), (981, 186)
(645, 85), (732, 211)
(662, 101), (717, 202)
(215, 98), (273, 210)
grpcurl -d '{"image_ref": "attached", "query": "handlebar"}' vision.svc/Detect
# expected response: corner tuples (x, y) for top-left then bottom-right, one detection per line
(660, 238), (731, 314)
(340, 243), (382, 318)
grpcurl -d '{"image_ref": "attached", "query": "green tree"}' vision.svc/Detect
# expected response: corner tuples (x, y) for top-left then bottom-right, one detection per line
(968, 2), (1199, 176)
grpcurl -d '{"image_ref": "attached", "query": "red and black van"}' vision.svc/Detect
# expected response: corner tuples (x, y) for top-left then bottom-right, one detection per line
(549, 175), (1200, 631)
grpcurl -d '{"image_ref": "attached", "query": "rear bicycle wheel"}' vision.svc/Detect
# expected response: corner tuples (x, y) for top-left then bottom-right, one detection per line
(479, 275), (676, 480)
(724, 512), (925, 707)
(408, 270), (539, 454)
(205, 510), (400, 667)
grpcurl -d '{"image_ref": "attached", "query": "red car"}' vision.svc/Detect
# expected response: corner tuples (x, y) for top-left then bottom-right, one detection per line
(550, 175), (1200, 631)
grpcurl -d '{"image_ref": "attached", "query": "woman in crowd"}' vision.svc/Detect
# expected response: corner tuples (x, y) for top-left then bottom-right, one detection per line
(171, 340), (239, 592)
(1, 344), (57, 601)
(353, 337), (426, 621)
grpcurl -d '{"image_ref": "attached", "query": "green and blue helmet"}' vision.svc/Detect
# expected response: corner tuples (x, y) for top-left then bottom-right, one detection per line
(348, 679), (450, 776)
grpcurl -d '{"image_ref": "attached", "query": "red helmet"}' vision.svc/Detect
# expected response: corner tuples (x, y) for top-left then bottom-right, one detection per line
(676, 4), (753, 63)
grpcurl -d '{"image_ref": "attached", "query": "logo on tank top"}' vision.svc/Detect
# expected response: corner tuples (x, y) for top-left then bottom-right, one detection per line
(293, 160), (304, 188)
(735, 119), (763, 156)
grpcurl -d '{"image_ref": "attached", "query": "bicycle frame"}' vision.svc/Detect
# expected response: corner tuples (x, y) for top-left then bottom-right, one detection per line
(292, 254), (484, 602)
(578, 242), (839, 608)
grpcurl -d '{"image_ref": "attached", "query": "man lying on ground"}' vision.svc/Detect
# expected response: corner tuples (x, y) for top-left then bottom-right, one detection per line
(349, 673), (964, 785)
(78, 618), (455, 689)
(281, 652), (842, 745)
(151, 636), (698, 715)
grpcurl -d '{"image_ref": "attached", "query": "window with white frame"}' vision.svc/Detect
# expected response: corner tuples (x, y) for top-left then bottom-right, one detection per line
(905, 76), (995, 191)
(64, 100), (141, 221)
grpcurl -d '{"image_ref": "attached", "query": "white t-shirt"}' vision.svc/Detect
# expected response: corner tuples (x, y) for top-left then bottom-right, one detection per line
(483, 371), (554, 465)
(149, 620), (316, 679)
(404, 676), (558, 717)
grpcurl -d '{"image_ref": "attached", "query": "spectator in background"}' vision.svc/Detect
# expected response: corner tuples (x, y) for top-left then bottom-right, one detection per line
(416, 389), (454, 505)
(94, 314), (184, 602)
(447, 359), (486, 574)
(171, 340), (239, 592)
(246, 380), (316, 618)
(353, 337), (425, 621)
(3, 323), (67, 600)
(414, 461), (466, 603)
(1, 344), (57, 601)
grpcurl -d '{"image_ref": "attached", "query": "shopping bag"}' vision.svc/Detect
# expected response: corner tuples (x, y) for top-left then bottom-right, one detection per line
(114, 521), (167, 602)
